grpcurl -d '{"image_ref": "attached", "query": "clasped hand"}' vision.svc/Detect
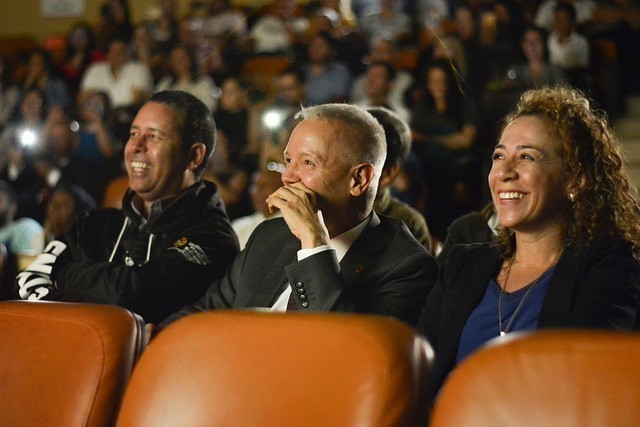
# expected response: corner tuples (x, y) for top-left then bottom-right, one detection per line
(266, 182), (330, 249)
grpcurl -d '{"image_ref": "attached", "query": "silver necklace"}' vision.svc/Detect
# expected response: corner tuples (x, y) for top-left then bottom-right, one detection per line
(498, 258), (556, 336)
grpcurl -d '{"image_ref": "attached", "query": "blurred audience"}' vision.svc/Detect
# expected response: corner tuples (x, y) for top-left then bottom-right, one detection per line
(43, 181), (96, 245)
(231, 164), (284, 249)
(59, 22), (105, 97)
(0, 180), (44, 259)
(301, 33), (352, 105)
(155, 44), (219, 112)
(368, 106), (435, 253)
(79, 37), (153, 110)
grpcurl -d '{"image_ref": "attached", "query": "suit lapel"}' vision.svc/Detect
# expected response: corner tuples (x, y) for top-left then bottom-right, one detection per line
(340, 214), (384, 288)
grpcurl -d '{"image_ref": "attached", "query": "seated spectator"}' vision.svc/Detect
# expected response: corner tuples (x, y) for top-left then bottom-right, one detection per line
(0, 89), (48, 170)
(130, 24), (166, 84)
(350, 36), (413, 112)
(0, 90), (49, 222)
(418, 86), (640, 407)
(302, 33), (352, 105)
(0, 56), (20, 131)
(79, 37), (154, 110)
(75, 91), (122, 165)
(159, 103), (437, 331)
(155, 44), (219, 112)
(547, 2), (591, 90)
(0, 180), (44, 259)
(249, 0), (309, 55)
(214, 76), (253, 170)
(19, 49), (71, 109)
(202, 0), (249, 76)
(231, 164), (284, 249)
(95, 0), (134, 52)
(59, 22), (105, 97)
(16, 90), (240, 323)
(534, 0), (596, 32)
(355, 62), (410, 123)
(367, 106), (435, 254)
(202, 129), (251, 220)
(43, 182), (96, 245)
(33, 107), (109, 204)
(504, 25), (568, 89)
(359, 0), (412, 46)
(302, 5), (365, 74)
(248, 66), (307, 166)
(410, 59), (480, 240)
(451, 4), (492, 101)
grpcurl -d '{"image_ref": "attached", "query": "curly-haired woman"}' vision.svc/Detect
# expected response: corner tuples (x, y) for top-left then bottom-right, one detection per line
(419, 86), (640, 405)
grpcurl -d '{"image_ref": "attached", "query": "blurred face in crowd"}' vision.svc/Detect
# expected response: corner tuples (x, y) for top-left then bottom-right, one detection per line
(169, 46), (192, 78)
(308, 35), (332, 63)
(276, 73), (305, 106)
(365, 64), (392, 100)
(20, 91), (44, 122)
(522, 29), (545, 62)
(251, 169), (284, 217)
(426, 66), (448, 101)
(219, 78), (248, 113)
(107, 40), (129, 70)
(46, 190), (78, 237)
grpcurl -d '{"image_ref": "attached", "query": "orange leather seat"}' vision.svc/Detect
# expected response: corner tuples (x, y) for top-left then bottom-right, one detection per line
(430, 330), (640, 427)
(102, 175), (129, 209)
(241, 55), (293, 97)
(0, 301), (145, 426)
(117, 310), (433, 426)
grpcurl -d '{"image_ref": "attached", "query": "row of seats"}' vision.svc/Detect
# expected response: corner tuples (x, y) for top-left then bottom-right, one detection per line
(1, 300), (639, 426)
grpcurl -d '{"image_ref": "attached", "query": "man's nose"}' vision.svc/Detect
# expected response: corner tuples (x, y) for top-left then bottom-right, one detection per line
(281, 164), (298, 184)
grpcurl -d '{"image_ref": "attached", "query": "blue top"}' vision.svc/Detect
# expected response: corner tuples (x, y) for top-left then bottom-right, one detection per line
(456, 266), (555, 364)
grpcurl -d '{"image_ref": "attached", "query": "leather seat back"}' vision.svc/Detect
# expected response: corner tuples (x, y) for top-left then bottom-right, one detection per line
(117, 310), (433, 427)
(0, 301), (145, 427)
(431, 330), (640, 427)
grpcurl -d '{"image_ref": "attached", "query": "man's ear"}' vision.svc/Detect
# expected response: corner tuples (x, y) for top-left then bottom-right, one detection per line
(350, 163), (375, 197)
(188, 143), (207, 172)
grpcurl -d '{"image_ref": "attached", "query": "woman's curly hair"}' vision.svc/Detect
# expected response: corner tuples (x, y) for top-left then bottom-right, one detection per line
(494, 86), (640, 258)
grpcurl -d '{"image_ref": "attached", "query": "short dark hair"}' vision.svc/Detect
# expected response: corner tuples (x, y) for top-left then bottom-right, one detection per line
(149, 90), (216, 177)
(52, 181), (97, 213)
(366, 106), (411, 171)
(555, 2), (576, 21)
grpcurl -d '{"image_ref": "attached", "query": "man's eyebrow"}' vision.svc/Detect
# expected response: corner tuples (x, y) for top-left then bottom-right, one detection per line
(129, 125), (166, 136)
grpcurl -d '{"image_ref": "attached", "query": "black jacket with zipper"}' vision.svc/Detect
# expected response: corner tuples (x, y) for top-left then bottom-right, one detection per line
(16, 181), (239, 323)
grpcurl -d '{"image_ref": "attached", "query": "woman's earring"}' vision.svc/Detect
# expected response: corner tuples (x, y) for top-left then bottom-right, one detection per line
(568, 193), (575, 202)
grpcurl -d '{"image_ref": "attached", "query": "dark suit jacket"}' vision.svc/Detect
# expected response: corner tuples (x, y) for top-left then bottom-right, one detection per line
(164, 213), (437, 327)
(418, 239), (640, 403)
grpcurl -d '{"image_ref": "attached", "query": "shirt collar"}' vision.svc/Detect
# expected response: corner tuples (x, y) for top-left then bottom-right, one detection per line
(329, 212), (374, 262)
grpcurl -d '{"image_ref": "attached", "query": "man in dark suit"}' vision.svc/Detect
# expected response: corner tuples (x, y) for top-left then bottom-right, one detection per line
(160, 103), (437, 328)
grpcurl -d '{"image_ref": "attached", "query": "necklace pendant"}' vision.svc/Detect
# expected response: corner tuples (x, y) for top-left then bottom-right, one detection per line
(500, 331), (506, 337)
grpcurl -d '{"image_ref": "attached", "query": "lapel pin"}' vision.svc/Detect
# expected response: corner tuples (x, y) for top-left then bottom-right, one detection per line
(355, 265), (365, 273)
